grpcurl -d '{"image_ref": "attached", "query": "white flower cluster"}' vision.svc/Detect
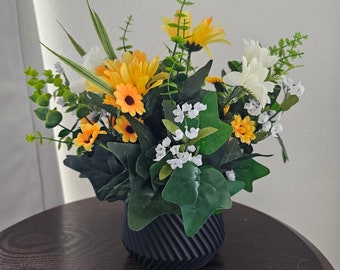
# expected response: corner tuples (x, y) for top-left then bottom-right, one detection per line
(243, 98), (283, 137)
(244, 98), (262, 116)
(154, 102), (207, 170)
(226, 39), (279, 109)
(277, 76), (305, 97)
(258, 110), (283, 137)
(173, 102), (207, 123)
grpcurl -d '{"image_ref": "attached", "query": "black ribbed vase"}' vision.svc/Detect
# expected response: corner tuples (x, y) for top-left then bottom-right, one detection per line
(122, 206), (225, 270)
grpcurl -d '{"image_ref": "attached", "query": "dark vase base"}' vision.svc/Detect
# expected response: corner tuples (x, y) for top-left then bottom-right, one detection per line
(122, 206), (225, 270)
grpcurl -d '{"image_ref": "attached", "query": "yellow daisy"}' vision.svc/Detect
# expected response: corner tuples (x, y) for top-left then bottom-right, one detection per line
(114, 115), (138, 143)
(87, 50), (168, 96)
(73, 122), (107, 152)
(114, 83), (145, 116)
(230, 115), (256, 144)
(162, 10), (192, 39)
(162, 11), (231, 57)
(189, 17), (231, 57)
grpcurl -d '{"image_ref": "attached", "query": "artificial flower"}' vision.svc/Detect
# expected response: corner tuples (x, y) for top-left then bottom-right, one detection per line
(162, 11), (230, 57)
(205, 76), (223, 84)
(243, 39), (278, 68)
(162, 10), (192, 39)
(114, 115), (138, 143)
(189, 16), (231, 57)
(73, 122), (107, 151)
(226, 56), (275, 108)
(88, 50), (168, 96)
(114, 83), (145, 116)
(25, 0), (307, 240)
(231, 115), (256, 144)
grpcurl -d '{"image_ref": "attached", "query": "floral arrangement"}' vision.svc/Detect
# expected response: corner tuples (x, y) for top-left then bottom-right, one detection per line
(26, 0), (307, 236)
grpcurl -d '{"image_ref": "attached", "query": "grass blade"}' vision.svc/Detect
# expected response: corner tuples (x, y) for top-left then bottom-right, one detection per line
(39, 41), (114, 95)
(87, 0), (117, 60)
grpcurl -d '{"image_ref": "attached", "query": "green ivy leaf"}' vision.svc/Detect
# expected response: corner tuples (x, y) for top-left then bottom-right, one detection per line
(127, 155), (179, 231)
(162, 163), (231, 236)
(226, 180), (245, 196)
(175, 60), (212, 103)
(197, 91), (232, 155)
(231, 158), (270, 192)
(107, 142), (141, 170)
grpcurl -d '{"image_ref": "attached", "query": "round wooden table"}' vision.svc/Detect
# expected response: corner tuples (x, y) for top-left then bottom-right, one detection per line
(0, 198), (333, 270)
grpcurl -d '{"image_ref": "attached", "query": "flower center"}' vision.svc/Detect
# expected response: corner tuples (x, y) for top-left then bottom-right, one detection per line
(125, 125), (134, 134)
(125, 95), (135, 105)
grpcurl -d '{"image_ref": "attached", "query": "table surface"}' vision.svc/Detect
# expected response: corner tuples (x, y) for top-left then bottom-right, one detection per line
(0, 197), (333, 270)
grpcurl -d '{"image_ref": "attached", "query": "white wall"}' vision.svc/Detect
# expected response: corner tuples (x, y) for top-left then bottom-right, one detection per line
(0, 0), (63, 231)
(33, 0), (340, 268)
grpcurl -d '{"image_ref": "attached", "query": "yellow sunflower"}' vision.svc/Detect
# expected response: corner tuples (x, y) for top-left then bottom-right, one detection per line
(73, 122), (107, 152)
(114, 115), (138, 143)
(114, 83), (145, 116)
(230, 115), (256, 144)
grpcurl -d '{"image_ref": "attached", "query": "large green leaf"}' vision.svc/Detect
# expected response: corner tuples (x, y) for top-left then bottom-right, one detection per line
(162, 162), (231, 236)
(127, 157), (179, 231)
(175, 60), (212, 103)
(125, 115), (157, 179)
(107, 142), (141, 170)
(231, 158), (270, 192)
(197, 92), (232, 155)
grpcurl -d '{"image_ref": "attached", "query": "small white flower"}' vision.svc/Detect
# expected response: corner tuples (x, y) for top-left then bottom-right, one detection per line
(262, 121), (272, 132)
(154, 144), (166, 161)
(187, 145), (196, 153)
(173, 105), (185, 123)
(167, 158), (184, 170)
(258, 112), (269, 124)
(83, 46), (106, 71)
(225, 170), (236, 181)
(244, 98), (262, 116)
(185, 127), (199, 139)
(54, 62), (65, 74)
(269, 110), (282, 122)
(289, 81), (305, 97)
(181, 103), (192, 112)
(186, 108), (199, 119)
(170, 145), (181, 156)
(271, 123), (283, 137)
(173, 129), (184, 141)
(193, 102), (207, 112)
(162, 137), (171, 147)
(70, 78), (86, 93)
(177, 151), (192, 163)
(190, 154), (202, 167)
